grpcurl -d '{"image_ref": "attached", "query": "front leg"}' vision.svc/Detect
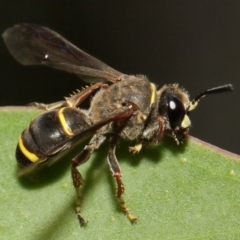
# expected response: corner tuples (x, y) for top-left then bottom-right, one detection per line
(129, 116), (165, 154)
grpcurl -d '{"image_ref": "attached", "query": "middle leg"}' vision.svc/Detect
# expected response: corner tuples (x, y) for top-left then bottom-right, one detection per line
(107, 134), (137, 223)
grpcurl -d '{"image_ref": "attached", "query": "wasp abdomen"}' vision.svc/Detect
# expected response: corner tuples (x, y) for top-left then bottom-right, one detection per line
(16, 107), (91, 168)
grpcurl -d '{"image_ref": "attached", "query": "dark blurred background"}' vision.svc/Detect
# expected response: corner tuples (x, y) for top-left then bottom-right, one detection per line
(0, 1), (239, 154)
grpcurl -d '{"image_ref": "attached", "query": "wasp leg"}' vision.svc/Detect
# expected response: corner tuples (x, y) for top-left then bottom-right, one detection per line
(29, 82), (106, 110)
(71, 134), (106, 226)
(65, 83), (108, 108)
(70, 104), (136, 226)
(28, 100), (66, 110)
(108, 135), (138, 224)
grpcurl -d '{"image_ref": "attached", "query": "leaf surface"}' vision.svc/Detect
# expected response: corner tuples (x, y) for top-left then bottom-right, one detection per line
(0, 107), (239, 240)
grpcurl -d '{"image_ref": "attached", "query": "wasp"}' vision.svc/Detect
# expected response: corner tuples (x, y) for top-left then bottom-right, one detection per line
(2, 24), (233, 226)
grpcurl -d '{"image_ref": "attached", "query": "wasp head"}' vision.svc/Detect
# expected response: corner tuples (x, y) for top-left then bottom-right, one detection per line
(157, 84), (233, 144)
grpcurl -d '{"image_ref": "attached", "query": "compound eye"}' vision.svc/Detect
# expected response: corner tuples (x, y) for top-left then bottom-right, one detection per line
(167, 96), (186, 128)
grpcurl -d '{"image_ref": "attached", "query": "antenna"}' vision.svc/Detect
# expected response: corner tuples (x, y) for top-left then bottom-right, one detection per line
(188, 84), (233, 111)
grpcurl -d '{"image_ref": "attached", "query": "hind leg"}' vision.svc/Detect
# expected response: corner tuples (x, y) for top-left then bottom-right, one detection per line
(71, 134), (106, 226)
(29, 83), (105, 110)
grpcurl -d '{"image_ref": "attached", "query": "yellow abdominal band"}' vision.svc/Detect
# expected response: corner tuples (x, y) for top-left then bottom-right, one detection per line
(58, 108), (74, 136)
(18, 137), (39, 162)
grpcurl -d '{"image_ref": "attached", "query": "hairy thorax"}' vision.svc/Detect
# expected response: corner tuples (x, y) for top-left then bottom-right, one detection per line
(89, 75), (156, 140)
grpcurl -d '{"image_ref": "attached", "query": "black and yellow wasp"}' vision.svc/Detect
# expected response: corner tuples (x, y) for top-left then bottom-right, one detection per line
(2, 23), (233, 226)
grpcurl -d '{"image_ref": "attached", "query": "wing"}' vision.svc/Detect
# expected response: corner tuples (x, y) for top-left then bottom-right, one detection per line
(2, 23), (124, 83)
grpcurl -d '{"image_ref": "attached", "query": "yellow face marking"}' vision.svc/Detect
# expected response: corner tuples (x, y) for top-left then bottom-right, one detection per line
(150, 83), (157, 106)
(181, 114), (191, 129)
(58, 108), (74, 136)
(18, 137), (39, 162)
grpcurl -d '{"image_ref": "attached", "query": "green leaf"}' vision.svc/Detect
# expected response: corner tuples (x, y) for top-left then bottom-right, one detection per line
(0, 107), (240, 240)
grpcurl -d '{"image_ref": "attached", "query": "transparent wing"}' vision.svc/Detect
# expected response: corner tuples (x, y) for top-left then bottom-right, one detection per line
(2, 23), (124, 83)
